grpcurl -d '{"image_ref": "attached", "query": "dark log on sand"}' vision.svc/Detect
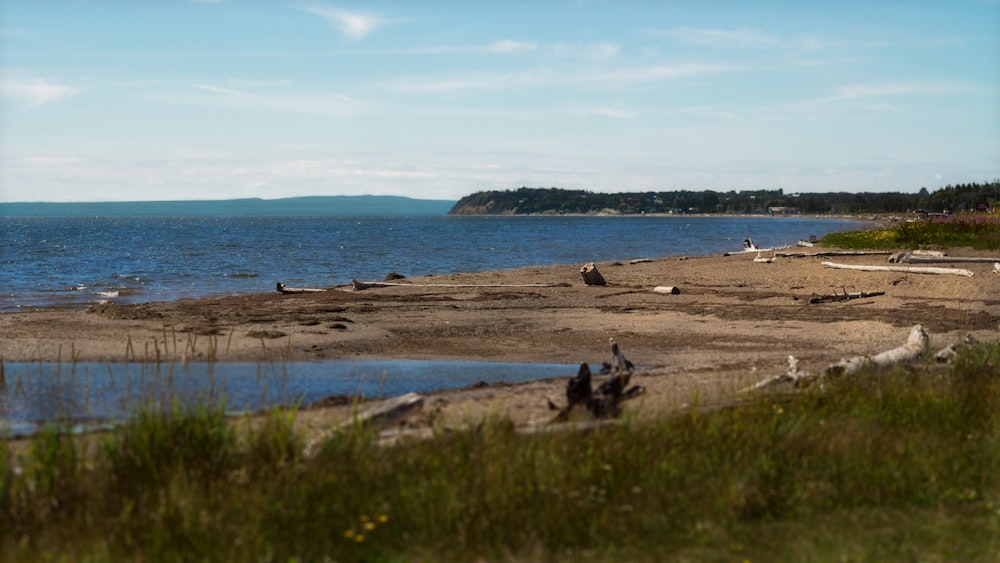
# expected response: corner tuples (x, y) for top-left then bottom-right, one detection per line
(276, 282), (326, 294)
(553, 338), (643, 420)
(580, 262), (607, 286)
(809, 289), (885, 304)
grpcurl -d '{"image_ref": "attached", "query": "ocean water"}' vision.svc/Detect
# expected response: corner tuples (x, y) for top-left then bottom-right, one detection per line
(1, 215), (866, 312)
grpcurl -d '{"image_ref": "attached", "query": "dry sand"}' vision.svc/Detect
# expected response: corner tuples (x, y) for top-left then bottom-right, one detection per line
(3, 248), (999, 438)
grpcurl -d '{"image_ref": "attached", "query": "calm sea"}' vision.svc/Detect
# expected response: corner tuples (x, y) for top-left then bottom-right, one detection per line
(1, 215), (866, 313)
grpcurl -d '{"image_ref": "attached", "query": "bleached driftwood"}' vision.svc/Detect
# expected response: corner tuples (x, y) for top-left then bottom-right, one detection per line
(935, 332), (978, 363)
(276, 282), (325, 293)
(629, 258), (653, 264)
(890, 253), (998, 265)
(993, 263), (999, 275)
(745, 325), (932, 392)
(826, 325), (928, 376)
(822, 261), (974, 277)
(304, 392), (425, 455)
(753, 252), (776, 263)
(742, 356), (816, 392)
(355, 392), (424, 429)
(580, 262), (607, 286)
(652, 286), (680, 294)
(808, 289), (885, 304)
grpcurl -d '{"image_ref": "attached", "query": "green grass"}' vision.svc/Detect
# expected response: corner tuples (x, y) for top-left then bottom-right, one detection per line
(2, 342), (999, 561)
(821, 212), (1000, 251)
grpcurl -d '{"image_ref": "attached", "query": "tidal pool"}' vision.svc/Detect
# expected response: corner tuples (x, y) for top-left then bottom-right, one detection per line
(0, 359), (576, 436)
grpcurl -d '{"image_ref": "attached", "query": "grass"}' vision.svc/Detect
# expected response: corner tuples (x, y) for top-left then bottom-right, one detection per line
(2, 342), (999, 561)
(821, 212), (1000, 251)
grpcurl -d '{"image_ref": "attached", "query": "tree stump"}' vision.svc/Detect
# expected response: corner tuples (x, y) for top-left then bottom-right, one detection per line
(580, 263), (606, 286)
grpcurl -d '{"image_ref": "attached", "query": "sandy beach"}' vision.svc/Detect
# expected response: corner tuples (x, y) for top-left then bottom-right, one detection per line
(3, 248), (998, 438)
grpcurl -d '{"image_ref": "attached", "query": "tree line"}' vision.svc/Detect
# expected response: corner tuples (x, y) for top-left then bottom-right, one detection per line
(448, 181), (1000, 216)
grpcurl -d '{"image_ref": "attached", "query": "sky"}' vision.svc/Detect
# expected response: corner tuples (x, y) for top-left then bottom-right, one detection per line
(2, 1), (998, 203)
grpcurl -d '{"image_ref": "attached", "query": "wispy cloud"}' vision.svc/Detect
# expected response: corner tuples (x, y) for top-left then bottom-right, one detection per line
(393, 62), (731, 94)
(552, 41), (620, 60)
(816, 82), (962, 103)
(195, 83), (260, 99)
(485, 39), (537, 54)
(2, 79), (78, 107)
(659, 26), (781, 49)
(300, 5), (385, 39)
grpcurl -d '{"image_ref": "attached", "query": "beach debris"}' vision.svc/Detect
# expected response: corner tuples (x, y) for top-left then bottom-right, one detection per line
(552, 338), (644, 420)
(889, 252), (997, 264)
(935, 332), (978, 363)
(350, 279), (565, 290)
(826, 324), (928, 376)
(742, 355), (815, 392)
(775, 250), (892, 258)
(808, 288), (885, 304)
(993, 263), (1000, 275)
(580, 262), (607, 286)
(753, 252), (776, 263)
(629, 258), (654, 264)
(356, 392), (425, 429)
(821, 261), (975, 277)
(276, 282), (325, 294)
(652, 286), (681, 295)
(745, 324), (931, 392)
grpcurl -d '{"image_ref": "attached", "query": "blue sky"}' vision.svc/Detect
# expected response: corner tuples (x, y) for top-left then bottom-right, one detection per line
(2, 1), (998, 203)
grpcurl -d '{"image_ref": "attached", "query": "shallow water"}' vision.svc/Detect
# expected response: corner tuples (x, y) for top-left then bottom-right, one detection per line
(1, 215), (866, 312)
(0, 359), (576, 436)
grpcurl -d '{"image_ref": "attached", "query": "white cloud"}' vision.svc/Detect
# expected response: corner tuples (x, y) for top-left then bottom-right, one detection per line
(195, 83), (260, 99)
(2, 79), (78, 107)
(393, 62), (731, 94)
(552, 41), (621, 60)
(486, 39), (538, 54)
(816, 82), (961, 103)
(661, 27), (782, 50)
(301, 6), (384, 39)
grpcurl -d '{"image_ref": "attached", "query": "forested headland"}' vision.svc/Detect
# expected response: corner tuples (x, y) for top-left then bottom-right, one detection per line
(448, 181), (1000, 216)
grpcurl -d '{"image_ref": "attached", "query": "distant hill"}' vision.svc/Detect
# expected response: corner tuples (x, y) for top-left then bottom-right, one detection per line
(449, 183), (1000, 215)
(0, 195), (456, 217)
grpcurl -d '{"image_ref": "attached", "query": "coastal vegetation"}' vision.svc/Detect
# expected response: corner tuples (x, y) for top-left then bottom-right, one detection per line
(2, 342), (999, 561)
(449, 181), (1000, 215)
(820, 212), (1000, 251)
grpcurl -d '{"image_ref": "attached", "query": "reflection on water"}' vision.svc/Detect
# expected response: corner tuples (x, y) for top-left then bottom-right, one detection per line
(0, 360), (575, 436)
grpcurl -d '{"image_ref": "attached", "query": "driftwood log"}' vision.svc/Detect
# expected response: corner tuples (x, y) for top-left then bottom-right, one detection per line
(745, 325), (932, 391)
(809, 289), (885, 304)
(776, 250), (891, 258)
(351, 279), (564, 291)
(653, 286), (681, 295)
(276, 282), (325, 294)
(826, 324), (928, 376)
(553, 338), (643, 420)
(890, 253), (998, 264)
(822, 261), (975, 277)
(580, 263), (607, 286)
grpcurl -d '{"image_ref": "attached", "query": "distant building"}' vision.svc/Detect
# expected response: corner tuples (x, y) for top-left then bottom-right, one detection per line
(768, 206), (800, 215)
